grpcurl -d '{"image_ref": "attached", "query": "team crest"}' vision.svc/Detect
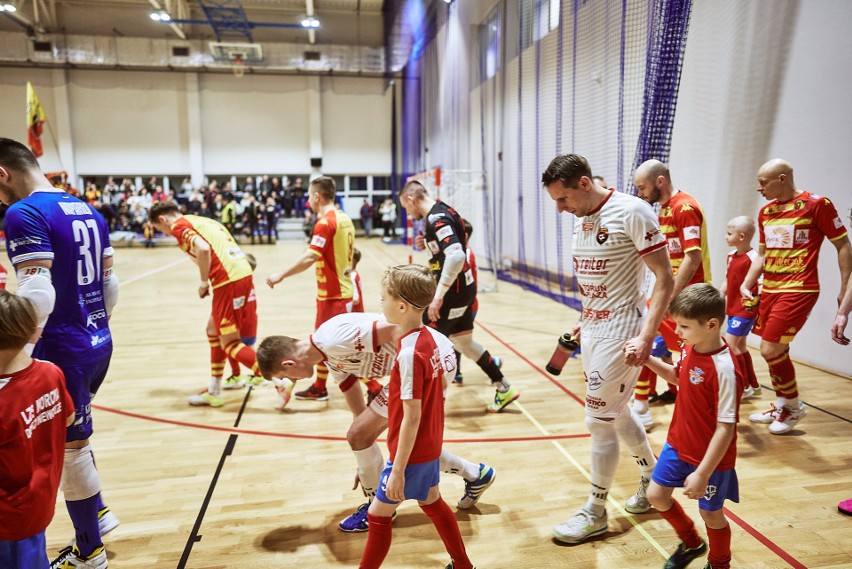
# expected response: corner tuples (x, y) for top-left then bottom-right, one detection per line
(688, 367), (705, 385)
(587, 371), (604, 391)
(795, 200), (804, 210)
(704, 484), (717, 501)
(596, 226), (609, 244)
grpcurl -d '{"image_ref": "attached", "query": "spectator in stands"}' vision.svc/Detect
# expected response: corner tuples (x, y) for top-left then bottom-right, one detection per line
(380, 198), (398, 241)
(292, 177), (306, 216)
(360, 199), (374, 238)
(264, 196), (280, 244)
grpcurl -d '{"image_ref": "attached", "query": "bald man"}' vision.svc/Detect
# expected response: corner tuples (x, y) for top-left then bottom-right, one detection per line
(741, 159), (851, 434)
(631, 160), (713, 428)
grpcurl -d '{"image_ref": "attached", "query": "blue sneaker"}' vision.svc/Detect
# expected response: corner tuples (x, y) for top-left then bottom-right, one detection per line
(458, 463), (496, 509)
(453, 371), (464, 385)
(339, 502), (370, 532)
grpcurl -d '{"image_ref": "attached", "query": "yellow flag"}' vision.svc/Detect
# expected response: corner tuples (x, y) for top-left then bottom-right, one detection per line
(27, 81), (46, 158)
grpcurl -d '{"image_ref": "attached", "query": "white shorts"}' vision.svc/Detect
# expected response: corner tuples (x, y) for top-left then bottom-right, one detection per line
(581, 336), (641, 419)
(368, 385), (389, 419)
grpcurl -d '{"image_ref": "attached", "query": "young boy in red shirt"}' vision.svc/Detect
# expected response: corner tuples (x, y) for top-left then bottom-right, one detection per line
(359, 264), (475, 569)
(0, 291), (75, 569)
(640, 284), (743, 569)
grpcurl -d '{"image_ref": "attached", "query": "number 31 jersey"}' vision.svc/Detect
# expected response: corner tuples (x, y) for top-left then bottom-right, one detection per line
(4, 190), (114, 363)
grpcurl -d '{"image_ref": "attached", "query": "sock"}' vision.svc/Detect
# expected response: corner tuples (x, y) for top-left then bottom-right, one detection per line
(454, 350), (462, 376)
(223, 339), (259, 375)
(313, 363), (329, 391)
(634, 367), (655, 401)
(633, 398), (649, 414)
(614, 408), (656, 477)
(474, 351), (506, 386)
(67, 495), (102, 557)
(209, 335), (226, 379)
(96, 493), (106, 513)
(584, 418), (619, 517)
(353, 444), (384, 499)
(363, 379), (382, 395)
(420, 499), (473, 569)
(439, 449), (481, 481)
(208, 376), (222, 396)
(657, 500), (702, 549)
(767, 349), (797, 400)
(706, 523), (731, 569)
(740, 350), (759, 389)
(228, 356), (241, 377)
(359, 514), (393, 569)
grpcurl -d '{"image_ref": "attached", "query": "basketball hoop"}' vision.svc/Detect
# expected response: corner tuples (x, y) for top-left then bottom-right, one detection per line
(232, 55), (247, 78)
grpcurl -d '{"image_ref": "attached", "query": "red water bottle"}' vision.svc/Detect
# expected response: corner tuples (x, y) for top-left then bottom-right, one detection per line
(546, 333), (580, 375)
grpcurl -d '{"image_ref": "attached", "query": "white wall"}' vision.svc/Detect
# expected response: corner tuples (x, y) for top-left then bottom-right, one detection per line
(0, 67), (392, 179)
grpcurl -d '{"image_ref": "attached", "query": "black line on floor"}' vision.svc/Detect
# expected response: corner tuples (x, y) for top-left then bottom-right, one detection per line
(177, 433), (238, 569)
(758, 383), (852, 425)
(234, 385), (253, 428)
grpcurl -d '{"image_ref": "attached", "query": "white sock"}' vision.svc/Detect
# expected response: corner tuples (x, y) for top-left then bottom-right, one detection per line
(352, 443), (384, 500)
(439, 449), (480, 481)
(776, 396), (786, 410)
(209, 376), (222, 396)
(785, 396), (800, 410)
(614, 408), (657, 477)
(584, 417), (619, 517)
(632, 398), (649, 414)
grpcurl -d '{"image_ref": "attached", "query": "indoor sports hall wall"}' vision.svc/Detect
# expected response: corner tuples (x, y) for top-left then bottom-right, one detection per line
(0, 67), (392, 182)
(408, 0), (851, 376)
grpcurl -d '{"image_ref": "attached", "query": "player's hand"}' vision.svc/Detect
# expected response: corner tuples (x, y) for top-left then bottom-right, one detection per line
(570, 321), (582, 341)
(739, 283), (754, 301)
(831, 313), (850, 345)
(428, 297), (443, 322)
(266, 272), (284, 289)
(414, 231), (426, 250)
(273, 377), (294, 410)
(682, 471), (709, 501)
(623, 335), (652, 366)
(198, 282), (210, 299)
(386, 469), (405, 502)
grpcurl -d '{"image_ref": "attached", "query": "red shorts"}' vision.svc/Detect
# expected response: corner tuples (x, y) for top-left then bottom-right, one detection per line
(753, 292), (818, 344)
(315, 297), (351, 329)
(212, 276), (258, 339)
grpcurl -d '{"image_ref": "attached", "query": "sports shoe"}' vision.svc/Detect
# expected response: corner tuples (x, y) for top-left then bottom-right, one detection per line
(453, 371), (464, 385)
(552, 509), (607, 544)
(222, 374), (246, 390)
(458, 464), (496, 509)
(663, 540), (707, 569)
(625, 476), (652, 514)
(486, 384), (520, 413)
(247, 374), (268, 386)
(637, 409), (654, 432)
(187, 390), (223, 407)
(741, 385), (762, 399)
(97, 506), (120, 536)
(339, 502), (369, 532)
(769, 401), (807, 435)
(650, 390), (677, 405)
(294, 385), (329, 401)
(749, 404), (779, 424)
(445, 563), (476, 569)
(51, 546), (108, 569)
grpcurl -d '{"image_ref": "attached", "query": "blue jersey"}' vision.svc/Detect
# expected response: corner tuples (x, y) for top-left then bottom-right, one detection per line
(4, 190), (114, 363)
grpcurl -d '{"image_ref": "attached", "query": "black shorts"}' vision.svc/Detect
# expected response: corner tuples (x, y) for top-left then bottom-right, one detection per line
(425, 285), (476, 337)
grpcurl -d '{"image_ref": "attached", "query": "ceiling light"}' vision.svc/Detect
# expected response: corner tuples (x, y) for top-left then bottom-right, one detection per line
(301, 16), (319, 29)
(0, 4), (17, 12)
(150, 11), (170, 21)
(150, 12), (161, 20)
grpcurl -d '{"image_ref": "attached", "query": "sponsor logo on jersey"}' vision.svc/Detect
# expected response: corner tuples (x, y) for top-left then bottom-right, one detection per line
(596, 226), (609, 244)
(585, 394), (607, 410)
(578, 283), (608, 299)
(645, 227), (661, 241)
(583, 221), (595, 232)
(704, 484), (717, 501)
(90, 329), (112, 348)
(794, 229), (809, 244)
(232, 296), (246, 309)
(427, 240), (440, 254)
(574, 258), (610, 272)
(582, 307), (612, 321)
(834, 216), (844, 229)
(667, 237), (682, 254)
(430, 348), (443, 382)
(427, 213), (446, 224)
(8, 236), (43, 251)
(688, 366), (705, 385)
(310, 235), (327, 248)
(683, 226), (701, 240)
(436, 225), (454, 241)
(85, 309), (107, 328)
(444, 354), (457, 376)
(765, 226), (793, 249)
(448, 306), (467, 320)
(587, 371), (604, 391)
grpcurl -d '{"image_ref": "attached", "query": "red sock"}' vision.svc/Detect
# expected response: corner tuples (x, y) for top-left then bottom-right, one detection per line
(313, 363), (329, 391)
(657, 500), (702, 549)
(767, 349), (797, 399)
(359, 514), (393, 569)
(209, 335), (226, 378)
(740, 351), (759, 389)
(228, 356), (241, 377)
(706, 523), (731, 569)
(635, 367), (655, 401)
(224, 340), (258, 375)
(420, 499), (472, 569)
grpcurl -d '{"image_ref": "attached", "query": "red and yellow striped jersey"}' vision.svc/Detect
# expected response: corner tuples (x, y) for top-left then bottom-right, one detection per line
(170, 215), (252, 289)
(658, 191), (712, 285)
(309, 209), (355, 300)
(758, 191), (847, 293)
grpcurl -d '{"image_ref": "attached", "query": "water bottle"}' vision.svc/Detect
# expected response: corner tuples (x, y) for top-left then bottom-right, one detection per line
(545, 333), (580, 375)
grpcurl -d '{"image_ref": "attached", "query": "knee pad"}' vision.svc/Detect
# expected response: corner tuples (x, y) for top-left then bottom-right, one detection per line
(61, 445), (101, 501)
(585, 415), (618, 444)
(451, 333), (485, 362)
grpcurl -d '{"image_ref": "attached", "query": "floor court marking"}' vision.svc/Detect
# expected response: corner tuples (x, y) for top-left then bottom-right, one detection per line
(117, 257), (187, 287)
(477, 320), (808, 567)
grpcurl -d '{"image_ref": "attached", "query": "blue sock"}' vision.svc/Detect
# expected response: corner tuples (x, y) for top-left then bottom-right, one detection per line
(96, 493), (106, 513)
(66, 495), (102, 557)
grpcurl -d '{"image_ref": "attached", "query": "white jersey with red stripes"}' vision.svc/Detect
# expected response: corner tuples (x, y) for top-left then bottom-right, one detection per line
(309, 312), (396, 383)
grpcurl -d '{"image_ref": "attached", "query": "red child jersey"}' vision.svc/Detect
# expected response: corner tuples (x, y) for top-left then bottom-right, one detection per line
(725, 249), (758, 318)
(170, 215), (252, 289)
(387, 326), (456, 464)
(758, 191), (848, 293)
(668, 344), (743, 471)
(658, 191), (712, 285)
(0, 360), (74, 541)
(350, 271), (364, 312)
(309, 209), (356, 301)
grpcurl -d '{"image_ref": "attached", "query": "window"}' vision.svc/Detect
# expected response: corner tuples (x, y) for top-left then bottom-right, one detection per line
(480, 6), (501, 81)
(520, 0), (560, 50)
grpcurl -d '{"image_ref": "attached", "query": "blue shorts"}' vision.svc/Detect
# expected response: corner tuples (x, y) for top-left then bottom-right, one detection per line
(726, 316), (755, 337)
(652, 443), (739, 511)
(60, 354), (112, 442)
(651, 335), (672, 358)
(375, 458), (440, 504)
(0, 532), (48, 569)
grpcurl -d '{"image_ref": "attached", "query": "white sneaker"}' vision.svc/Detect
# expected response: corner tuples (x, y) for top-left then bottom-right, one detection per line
(552, 509), (607, 543)
(741, 386), (763, 399)
(97, 507), (120, 536)
(637, 409), (654, 432)
(749, 404), (779, 424)
(769, 401), (807, 435)
(187, 390), (224, 407)
(50, 546), (108, 569)
(625, 476), (652, 514)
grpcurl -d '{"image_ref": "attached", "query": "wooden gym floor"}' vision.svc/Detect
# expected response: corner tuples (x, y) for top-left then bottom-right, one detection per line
(4, 237), (850, 568)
